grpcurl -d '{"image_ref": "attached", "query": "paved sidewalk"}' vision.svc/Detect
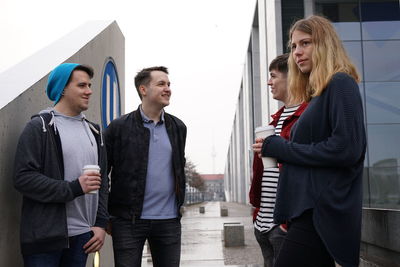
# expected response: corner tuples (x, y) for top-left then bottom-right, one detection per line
(141, 201), (263, 267)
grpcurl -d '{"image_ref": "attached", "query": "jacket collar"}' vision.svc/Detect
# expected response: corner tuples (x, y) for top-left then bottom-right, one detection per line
(133, 105), (171, 129)
(270, 102), (308, 124)
(139, 105), (165, 124)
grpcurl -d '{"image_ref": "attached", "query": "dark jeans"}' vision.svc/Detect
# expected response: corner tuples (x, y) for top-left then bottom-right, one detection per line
(254, 225), (286, 267)
(274, 210), (335, 267)
(23, 231), (92, 267)
(111, 216), (181, 267)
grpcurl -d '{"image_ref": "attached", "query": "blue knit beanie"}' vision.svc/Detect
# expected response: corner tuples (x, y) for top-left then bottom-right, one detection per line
(46, 63), (80, 105)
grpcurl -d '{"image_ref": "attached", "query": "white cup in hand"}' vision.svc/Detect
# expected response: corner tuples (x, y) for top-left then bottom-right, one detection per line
(82, 165), (100, 194)
(255, 126), (277, 168)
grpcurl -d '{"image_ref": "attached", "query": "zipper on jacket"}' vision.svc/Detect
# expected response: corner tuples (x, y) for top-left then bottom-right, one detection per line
(65, 209), (70, 248)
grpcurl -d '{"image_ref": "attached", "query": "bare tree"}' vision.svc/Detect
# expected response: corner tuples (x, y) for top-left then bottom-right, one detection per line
(185, 159), (205, 191)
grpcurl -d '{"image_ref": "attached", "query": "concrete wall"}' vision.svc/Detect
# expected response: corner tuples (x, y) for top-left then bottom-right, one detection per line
(360, 208), (400, 267)
(0, 20), (124, 266)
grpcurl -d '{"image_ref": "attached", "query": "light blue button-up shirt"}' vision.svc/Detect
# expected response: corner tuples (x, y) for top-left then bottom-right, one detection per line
(140, 106), (177, 219)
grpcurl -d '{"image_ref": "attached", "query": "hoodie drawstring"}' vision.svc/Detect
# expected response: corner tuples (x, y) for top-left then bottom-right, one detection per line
(49, 111), (58, 135)
(87, 121), (104, 146)
(82, 118), (94, 146)
(39, 116), (47, 132)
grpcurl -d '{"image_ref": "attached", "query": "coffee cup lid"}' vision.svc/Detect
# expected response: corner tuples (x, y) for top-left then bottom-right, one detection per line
(255, 125), (275, 133)
(83, 165), (100, 170)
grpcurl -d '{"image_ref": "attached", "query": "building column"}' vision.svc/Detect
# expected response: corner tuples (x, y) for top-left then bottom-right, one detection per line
(304, 0), (314, 17)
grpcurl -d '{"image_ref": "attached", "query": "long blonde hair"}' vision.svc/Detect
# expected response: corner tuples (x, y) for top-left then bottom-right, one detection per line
(287, 15), (360, 104)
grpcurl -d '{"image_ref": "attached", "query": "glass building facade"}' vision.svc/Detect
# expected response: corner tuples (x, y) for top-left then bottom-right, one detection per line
(315, 0), (400, 209)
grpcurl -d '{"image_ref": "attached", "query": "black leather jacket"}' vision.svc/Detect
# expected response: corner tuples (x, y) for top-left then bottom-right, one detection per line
(104, 107), (187, 219)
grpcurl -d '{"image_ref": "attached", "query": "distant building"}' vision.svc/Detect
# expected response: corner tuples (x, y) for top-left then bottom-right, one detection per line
(200, 174), (225, 201)
(185, 184), (204, 205)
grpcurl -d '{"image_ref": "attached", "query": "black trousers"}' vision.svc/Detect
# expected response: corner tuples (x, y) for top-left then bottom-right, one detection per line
(274, 209), (335, 267)
(111, 217), (181, 267)
(254, 226), (287, 267)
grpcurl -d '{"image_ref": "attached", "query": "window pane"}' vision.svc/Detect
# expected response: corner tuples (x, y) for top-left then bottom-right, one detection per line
(362, 167), (370, 207)
(369, 166), (400, 209)
(342, 41), (363, 76)
(315, 1), (360, 22)
(362, 21), (400, 41)
(333, 22), (361, 41)
(361, 0), (400, 22)
(367, 125), (400, 167)
(365, 82), (400, 124)
(358, 83), (367, 124)
(363, 40), (400, 82)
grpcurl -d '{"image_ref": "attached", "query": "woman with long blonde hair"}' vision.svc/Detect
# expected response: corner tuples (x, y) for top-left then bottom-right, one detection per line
(253, 15), (366, 267)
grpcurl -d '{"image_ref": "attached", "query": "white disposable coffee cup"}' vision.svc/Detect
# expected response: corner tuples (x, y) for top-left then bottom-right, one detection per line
(254, 126), (277, 168)
(82, 165), (100, 194)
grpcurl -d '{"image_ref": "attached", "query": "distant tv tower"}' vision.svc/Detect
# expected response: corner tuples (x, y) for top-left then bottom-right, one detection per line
(211, 144), (216, 174)
(212, 130), (216, 174)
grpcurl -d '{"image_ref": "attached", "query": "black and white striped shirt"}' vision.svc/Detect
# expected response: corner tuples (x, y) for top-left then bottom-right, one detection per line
(254, 105), (300, 233)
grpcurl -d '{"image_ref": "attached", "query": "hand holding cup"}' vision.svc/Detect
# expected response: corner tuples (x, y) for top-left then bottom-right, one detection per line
(252, 137), (265, 155)
(254, 126), (277, 168)
(79, 165), (101, 194)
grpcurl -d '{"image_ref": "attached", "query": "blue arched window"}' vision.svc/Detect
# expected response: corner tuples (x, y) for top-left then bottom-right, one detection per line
(101, 58), (121, 128)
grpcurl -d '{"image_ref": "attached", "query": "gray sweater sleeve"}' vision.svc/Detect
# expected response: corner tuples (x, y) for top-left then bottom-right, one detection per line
(14, 120), (83, 203)
(262, 74), (366, 168)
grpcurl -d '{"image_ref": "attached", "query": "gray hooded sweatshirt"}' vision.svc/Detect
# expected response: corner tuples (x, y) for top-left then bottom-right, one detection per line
(40, 108), (98, 237)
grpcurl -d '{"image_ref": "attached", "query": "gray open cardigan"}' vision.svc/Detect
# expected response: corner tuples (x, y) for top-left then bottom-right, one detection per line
(262, 72), (366, 267)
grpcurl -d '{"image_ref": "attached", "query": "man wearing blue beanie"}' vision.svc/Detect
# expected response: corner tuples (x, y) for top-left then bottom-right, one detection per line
(14, 63), (109, 267)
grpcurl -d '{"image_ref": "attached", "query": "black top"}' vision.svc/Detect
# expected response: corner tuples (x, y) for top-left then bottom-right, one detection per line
(262, 73), (366, 267)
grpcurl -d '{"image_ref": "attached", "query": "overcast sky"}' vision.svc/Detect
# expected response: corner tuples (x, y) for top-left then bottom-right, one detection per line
(0, 0), (257, 174)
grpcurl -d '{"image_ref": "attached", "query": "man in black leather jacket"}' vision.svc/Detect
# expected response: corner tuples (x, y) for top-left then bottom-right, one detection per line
(105, 66), (187, 267)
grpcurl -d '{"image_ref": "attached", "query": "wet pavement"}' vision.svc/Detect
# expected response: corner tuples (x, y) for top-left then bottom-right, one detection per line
(141, 201), (263, 267)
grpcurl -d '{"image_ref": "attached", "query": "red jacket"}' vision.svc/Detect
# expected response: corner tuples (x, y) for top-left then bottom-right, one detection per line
(249, 102), (308, 222)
